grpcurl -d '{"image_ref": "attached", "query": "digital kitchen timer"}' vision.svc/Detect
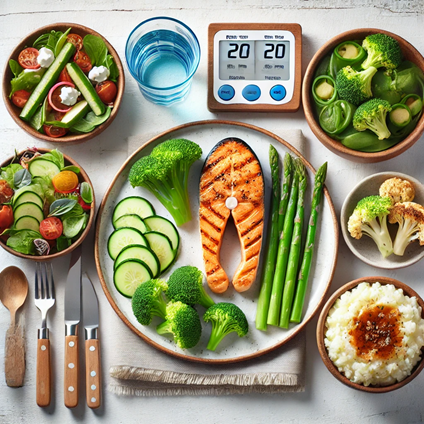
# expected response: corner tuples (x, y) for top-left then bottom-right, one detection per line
(208, 23), (302, 112)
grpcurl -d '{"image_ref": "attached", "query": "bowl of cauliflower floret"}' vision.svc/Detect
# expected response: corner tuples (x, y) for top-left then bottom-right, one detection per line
(341, 172), (424, 268)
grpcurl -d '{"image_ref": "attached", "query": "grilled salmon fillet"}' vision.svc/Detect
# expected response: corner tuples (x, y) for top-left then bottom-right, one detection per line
(199, 138), (264, 293)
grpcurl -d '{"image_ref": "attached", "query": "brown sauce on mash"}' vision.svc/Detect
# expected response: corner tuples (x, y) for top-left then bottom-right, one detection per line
(349, 304), (403, 360)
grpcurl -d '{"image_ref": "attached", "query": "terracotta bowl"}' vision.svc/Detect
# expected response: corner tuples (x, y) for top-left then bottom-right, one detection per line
(317, 276), (424, 393)
(2, 23), (125, 143)
(341, 172), (424, 269)
(303, 28), (424, 163)
(0, 148), (95, 261)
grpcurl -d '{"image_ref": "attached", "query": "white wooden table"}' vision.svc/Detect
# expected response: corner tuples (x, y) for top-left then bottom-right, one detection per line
(1, 1), (424, 423)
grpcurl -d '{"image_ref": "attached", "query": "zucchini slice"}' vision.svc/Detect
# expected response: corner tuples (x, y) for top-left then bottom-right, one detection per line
(113, 259), (153, 298)
(144, 216), (179, 252)
(114, 244), (160, 278)
(13, 202), (44, 223)
(112, 197), (155, 224)
(107, 227), (148, 260)
(113, 214), (148, 233)
(28, 159), (61, 179)
(144, 231), (175, 274)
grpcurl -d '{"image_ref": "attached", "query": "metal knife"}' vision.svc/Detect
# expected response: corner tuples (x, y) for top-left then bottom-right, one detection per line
(64, 245), (82, 408)
(82, 274), (101, 409)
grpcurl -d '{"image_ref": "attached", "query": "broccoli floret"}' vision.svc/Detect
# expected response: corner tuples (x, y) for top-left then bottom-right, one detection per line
(348, 195), (393, 258)
(129, 139), (202, 226)
(388, 202), (424, 256)
(336, 66), (378, 106)
(203, 302), (248, 351)
(362, 33), (403, 71)
(166, 265), (215, 308)
(156, 301), (202, 349)
(131, 279), (168, 325)
(379, 177), (415, 204)
(353, 98), (392, 140)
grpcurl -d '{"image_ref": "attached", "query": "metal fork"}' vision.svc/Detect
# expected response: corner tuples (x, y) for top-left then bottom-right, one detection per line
(35, 262), (55, 407)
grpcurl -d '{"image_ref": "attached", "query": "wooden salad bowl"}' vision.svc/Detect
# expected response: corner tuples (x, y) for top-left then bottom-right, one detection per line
(2, 23), (125, 144)
(0, 148), (95, 261)
(303, 28), (424, 163)
(317, 276), (424, 393)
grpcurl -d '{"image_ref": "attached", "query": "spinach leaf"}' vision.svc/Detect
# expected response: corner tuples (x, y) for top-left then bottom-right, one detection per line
(49, 198), (77, 216)
(46, 30), (63, 52)
(80, 182), (93, 204)
(84, 107), (111, 126)
(9, 59), (23, 78)
(33, 33), (50, 50)
(54, 28), (72, 57)
(14, 168), (32, 189)
(29, 105), (44, 132)
(9, 68), (45, 97)
(6, 230), (41, 255)
(69, 119), (96, 133)
(63, 213), (87, 238)
(104, 54), (119, 82)
(56, 235), (72, 252)
(0, 163), (24, 187)
(61, 165), (80, 173)
(83, 34), (108, 67)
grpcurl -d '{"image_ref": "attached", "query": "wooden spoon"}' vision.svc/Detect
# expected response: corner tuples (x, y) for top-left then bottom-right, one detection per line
(0, 266), (29, 387)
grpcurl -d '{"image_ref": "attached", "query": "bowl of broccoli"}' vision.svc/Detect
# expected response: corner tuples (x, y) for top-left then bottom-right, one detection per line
(303, 28), (424, 163)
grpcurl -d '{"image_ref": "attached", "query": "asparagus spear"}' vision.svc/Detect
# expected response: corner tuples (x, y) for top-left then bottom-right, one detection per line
(290, 162), (328, 323)
(279, 159), (307, 328)
(278, 154), (293, 233)
(255, 145), (281, 331)
(267, 162), (299, 326)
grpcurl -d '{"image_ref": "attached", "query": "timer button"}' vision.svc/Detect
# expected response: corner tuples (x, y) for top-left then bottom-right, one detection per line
(218, 85), (235, 101)
(242, 85), (261, 102)
(270, 85), (287, 101)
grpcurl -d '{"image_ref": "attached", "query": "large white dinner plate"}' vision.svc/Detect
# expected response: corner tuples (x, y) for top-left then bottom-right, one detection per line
(95, 120), (339, 363)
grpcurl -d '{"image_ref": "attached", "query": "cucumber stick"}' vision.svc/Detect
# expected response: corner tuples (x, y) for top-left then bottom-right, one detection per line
(20, 42), (76, 121)
(66, 62), (106, 116)
(45, 100), (90, 128)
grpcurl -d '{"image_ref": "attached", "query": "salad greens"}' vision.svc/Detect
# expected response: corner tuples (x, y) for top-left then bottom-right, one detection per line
(83, 34), (108, 67)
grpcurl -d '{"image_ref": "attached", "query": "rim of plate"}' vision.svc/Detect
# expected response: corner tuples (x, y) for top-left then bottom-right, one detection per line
(94, 119), (339, 364)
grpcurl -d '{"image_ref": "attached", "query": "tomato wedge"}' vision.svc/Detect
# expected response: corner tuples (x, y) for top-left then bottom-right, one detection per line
(58, 67), (73, 84)
(48, 81), (75, 112)
(43, 125), (67, 138)
(18, 47), (40, 69)
(11, 90), (31, 108)
(74, 50), (92, 73)
(67, 34), (83, 51)
(39, 217), (63, 240)
(96, 81), (117, 104)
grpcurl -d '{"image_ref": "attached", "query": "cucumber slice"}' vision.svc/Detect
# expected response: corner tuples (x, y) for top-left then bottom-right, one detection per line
(113, 259), (153, 298)
(144, 216), (179, 252)
(144, 231), (175, 274)
(107, 227), (148, 260)
(112, 197), (155, 224)
(13, 190), (44, 210)
(66, 62), (106, 116)
(13, 202), (44, 223)
(114, 244), (160, 278)
(28, 159), (60, 179)
(20, 42), (76, 121)
(45, 100), (90, 128)
(113, 214), (148, 233)
(15, 215), (41, 232)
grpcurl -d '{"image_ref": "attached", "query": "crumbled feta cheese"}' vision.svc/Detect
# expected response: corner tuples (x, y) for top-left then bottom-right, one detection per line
(88, 66), (110, 83)
(59, 86), (80, 106)
(37, 47), (55, 68)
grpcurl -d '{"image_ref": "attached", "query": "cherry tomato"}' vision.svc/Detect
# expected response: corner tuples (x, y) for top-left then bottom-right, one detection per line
(74, 50), (92, 73)
(0, 180), (14, 204)
(58, 67), (73, 84)
(95, 80), (117, 104)
(0, 205), (14, 231)
(52, 171), (79, 193)
(39, 217), (63, 240)
(43, 125), (67, 138)
(67, 34), (83, 51)
(78, 196), (92, 211)
(18, 47), (40, 69)
(11, 90), (31, 108)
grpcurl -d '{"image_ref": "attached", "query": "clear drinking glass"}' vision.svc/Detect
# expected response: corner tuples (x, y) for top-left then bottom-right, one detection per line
(125, 17), (201, 106)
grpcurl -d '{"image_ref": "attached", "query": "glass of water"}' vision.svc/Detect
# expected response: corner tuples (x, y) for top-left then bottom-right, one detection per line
(125, 17), (201, 106)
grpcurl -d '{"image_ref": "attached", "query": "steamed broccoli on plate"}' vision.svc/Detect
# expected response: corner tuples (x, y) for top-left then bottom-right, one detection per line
(353, 98), (392, 140)
(348, 195), (393, 258)
(128, 139), (202, 226)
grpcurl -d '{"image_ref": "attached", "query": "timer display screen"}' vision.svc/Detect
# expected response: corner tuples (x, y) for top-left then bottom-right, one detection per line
(219, 40), (290, 81)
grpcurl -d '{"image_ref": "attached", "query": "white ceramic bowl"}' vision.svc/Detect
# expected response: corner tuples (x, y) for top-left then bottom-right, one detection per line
(341, 172), (424, 269)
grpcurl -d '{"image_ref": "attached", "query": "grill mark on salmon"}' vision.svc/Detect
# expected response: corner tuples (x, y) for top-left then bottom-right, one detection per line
(199, 137), (264, 294)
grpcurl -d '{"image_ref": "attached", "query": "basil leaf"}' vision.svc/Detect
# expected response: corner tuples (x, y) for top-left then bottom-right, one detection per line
(33, 33), (50, 50)
(84, 107), (111, 126)
(14, 168), (32, 189)
(9, 59), (23, 78)
(104, 54), (119, 82)
(6, 230), (41, 255)
(54, 27), (72, 57)
(80, 182), (93, 204)
(1, 163), (24, 187)
(49, 198), (77, 216)
(56, 235), (72, 252)
(61, 165), (80, 173)
(83, 34), (108, 66)
(9, 68), (45, 97)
